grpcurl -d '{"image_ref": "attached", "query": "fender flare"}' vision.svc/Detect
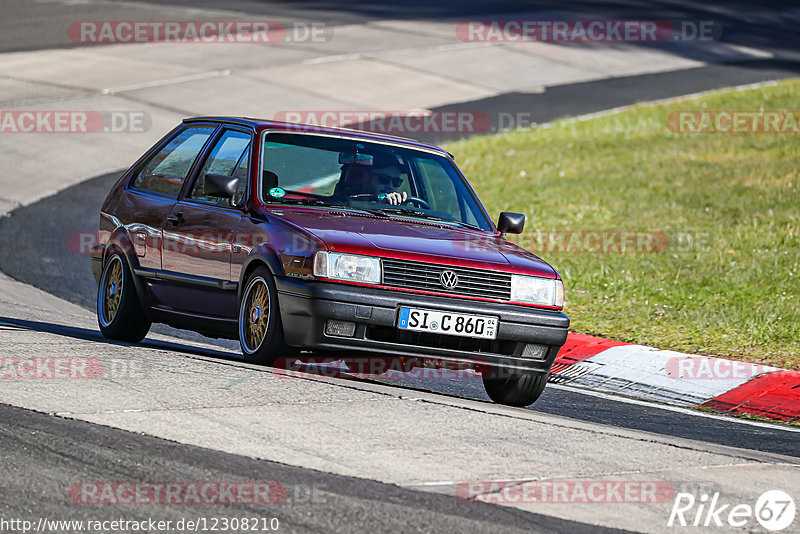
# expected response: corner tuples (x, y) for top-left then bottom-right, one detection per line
(237, 245), (284, 303)
(103, 227), (153, 320)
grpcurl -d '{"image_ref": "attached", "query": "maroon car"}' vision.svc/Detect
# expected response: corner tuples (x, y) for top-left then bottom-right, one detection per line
(92, 117), (569, 406)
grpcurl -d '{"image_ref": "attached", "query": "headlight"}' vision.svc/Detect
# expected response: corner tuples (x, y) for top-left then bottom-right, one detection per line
(511, 275), (564, 307)
(313, 251), (381, 284)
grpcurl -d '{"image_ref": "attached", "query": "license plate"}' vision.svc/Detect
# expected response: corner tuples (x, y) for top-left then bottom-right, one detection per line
(397, 307), (498, 340)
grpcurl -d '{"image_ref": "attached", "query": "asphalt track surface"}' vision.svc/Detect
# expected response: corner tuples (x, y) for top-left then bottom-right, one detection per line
(2, 164), (799, 459)
(2, 0), (799, 53)
(2, 0), (800, 461)
(0, 403), (617, 534)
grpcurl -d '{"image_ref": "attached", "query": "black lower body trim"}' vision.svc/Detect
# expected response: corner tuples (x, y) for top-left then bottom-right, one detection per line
(276, 278), (569, 373)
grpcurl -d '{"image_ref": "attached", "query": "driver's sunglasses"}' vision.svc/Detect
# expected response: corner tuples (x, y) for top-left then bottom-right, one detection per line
(374, 173), (403, 188)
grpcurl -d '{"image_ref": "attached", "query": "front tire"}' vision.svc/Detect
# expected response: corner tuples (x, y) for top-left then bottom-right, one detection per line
(97, 253), (151, 342)
(482, 370), (549, 407)
(238, 267), (290, 364)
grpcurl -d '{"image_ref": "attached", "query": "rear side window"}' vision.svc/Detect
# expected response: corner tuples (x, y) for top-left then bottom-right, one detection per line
(131, 126), (215, 197)
(190, 130), (251, 204)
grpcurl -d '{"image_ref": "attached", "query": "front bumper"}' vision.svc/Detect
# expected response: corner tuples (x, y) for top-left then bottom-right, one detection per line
(276, 278), (570, 374)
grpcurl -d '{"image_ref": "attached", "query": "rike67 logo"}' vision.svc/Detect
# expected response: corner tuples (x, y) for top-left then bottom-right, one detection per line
(668, 490), (795, 531)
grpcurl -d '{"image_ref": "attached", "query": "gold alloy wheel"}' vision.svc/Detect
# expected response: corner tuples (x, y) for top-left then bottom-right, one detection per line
(243, 277), (270, 352)
(101, 256), (123, 325)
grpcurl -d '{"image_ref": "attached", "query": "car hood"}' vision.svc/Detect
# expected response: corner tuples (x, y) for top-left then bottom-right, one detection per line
(266, 208), (557, 278)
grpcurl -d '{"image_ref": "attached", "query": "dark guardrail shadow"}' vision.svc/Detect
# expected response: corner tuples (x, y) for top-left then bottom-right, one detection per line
(4, 0), (800, 63)
(154, 0), (800, 54)
(393, 59), (800, 144)
(0, 171), (121, 311)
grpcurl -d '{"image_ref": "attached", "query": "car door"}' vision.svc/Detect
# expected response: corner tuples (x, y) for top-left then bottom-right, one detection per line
(160, 127), (252, 317)
(124, 124), (218, 273)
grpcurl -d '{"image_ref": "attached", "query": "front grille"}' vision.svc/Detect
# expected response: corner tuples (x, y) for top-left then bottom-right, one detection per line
(381, 258), (512, 300)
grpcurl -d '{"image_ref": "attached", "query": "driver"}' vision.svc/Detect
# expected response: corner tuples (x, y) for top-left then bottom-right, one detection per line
(338, 158), (408, 206)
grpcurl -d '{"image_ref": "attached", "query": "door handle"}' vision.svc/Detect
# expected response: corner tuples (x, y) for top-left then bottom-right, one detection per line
(166, 212), (184, 227)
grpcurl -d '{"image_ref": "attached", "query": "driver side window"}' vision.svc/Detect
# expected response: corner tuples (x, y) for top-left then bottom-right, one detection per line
(416, 159), (482, 226)
(189, 130), (251, 205)
(231, 146), (250, 206)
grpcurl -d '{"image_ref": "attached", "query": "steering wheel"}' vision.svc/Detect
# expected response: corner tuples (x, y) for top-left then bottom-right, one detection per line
(403, 196), (431, 209)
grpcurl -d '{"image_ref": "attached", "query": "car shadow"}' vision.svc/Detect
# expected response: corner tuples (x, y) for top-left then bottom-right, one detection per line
(0, 316), (242, 361)
(0, 315), (503, 407)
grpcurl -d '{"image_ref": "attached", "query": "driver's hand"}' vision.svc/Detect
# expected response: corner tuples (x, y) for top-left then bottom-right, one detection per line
(384, 191), (407, 205)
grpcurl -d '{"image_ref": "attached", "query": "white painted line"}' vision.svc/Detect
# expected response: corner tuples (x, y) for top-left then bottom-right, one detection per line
(100, 69), (232, 95)
(409, 462), (790, 488)
(303, 53), (362, 64)
(302, 41), (495, 64)
(549, 383), (800, 433)
(724, 44), (773, 59)
(81, 0), (251, 18)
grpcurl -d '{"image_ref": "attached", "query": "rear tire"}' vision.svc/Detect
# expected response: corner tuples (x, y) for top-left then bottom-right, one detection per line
(482, 370), (549, 407)
(238, 267), (291, 365)
(97, 253), (151, 342)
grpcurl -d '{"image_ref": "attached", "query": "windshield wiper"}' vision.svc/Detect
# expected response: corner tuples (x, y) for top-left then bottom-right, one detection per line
(371, 207), (483, 230)
(271, 200), (481, 229)
(270, 198), (341, 207)
(369, 207), (444, 221)
(442, 219), (483, 231)
(271, 198), (391, 217)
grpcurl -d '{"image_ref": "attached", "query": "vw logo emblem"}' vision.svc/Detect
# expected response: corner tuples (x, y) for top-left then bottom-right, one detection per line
(439, 270), (459, 289)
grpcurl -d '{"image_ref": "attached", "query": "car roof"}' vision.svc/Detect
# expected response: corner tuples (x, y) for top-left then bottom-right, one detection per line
(182, 116), (453, 157)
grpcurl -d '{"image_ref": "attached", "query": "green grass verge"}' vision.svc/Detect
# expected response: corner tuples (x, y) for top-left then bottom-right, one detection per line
(445, 79), (800, 369)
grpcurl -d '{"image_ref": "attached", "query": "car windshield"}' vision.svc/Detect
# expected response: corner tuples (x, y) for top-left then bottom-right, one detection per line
(259, 132), (493, 231)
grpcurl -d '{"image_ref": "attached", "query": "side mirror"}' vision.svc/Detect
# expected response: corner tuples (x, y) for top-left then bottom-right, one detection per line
(204, 173), (238, 198)
(497, 212), (525, 234)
